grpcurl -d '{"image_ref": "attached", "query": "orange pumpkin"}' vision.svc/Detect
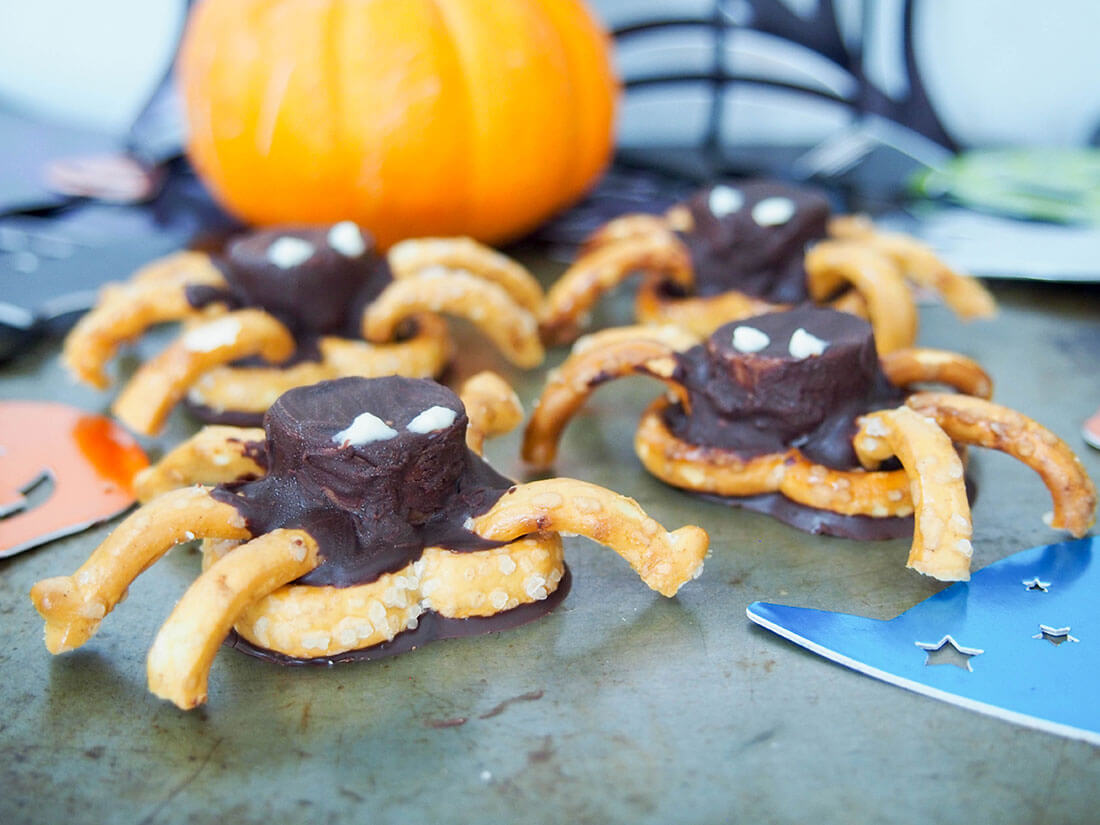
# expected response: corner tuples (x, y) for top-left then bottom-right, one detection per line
(178, 0), (619, 248)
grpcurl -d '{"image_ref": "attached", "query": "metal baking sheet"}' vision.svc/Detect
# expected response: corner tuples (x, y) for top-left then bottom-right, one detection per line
(2, 261), (1099, 824)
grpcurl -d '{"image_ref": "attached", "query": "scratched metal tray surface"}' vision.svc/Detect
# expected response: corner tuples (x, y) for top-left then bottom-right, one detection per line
(2, 263), (1099, 824)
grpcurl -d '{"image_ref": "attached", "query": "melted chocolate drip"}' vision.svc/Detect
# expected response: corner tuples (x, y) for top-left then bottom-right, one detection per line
(700, 491), (913, 540)
(680, 181), (830, 301)
(185, 225), (393, 340)
(668, 307), (904, 469)
(224, 569), (572, 665)
(210, 376), (514, 588)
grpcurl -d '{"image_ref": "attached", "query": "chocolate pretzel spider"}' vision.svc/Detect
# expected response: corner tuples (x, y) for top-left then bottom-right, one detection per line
(31, 374), (708, 709)
(540, 180), (996, 353)
(63, 223), (545, 434)
(524, 306), (1095, 581)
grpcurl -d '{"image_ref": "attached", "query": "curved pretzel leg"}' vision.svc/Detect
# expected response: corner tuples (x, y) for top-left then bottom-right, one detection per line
(470, 479), (708, 596)
(571, 324), (701, 356)
(133, 426), (267, 502)
(829, 215), (997, 320)
(362, 272), (544, 368)
(578, 213), (673, 255)
(541, 232), (694, 345)
(387, 237), (544, 313)
(186, 315), (453, 418)
(63, 251), (228, 388)
(29, 487), (252, 653)
(112, 308), (296, 435)
(828, 288), (870, 320)
(880, 348), (993, 399)
(458, 371), (524, 455)
(147, 528), (320, 709)
(804, 241), (918, 354)
(905, 392), (1097, 536)
(522, 338), (690, 469)
(633, 398), (913, 515)
(854, 407), (973, 580)
(208, 534), (564, 663)
(633, 281), (784, 336)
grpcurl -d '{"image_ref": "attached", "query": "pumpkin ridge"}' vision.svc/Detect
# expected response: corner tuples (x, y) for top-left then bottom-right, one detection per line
(325, 0), (347, 218)
(427, 0), (478, 236)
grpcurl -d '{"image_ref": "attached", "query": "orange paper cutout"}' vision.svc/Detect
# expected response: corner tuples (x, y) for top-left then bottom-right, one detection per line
(0, 402), (148, 558)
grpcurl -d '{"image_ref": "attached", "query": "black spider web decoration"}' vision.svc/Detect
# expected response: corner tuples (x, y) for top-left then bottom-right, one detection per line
(613, 0), (954, 175)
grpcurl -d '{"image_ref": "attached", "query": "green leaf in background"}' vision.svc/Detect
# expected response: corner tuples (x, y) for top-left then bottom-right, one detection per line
(912, 148), (1100, 225)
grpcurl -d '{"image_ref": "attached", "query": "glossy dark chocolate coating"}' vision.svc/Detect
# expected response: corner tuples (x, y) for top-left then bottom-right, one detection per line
(666, 306), (904, 469)
(679, 181), (830, 301)
(187, 225), (393, 339)
(211, 376), (514, 588)
(700, 491), (913, 540)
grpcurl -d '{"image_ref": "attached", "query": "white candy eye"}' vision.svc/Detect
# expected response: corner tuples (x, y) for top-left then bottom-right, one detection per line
(731, 325), (770, 353)
(327, 221), (366, 257)
(266, 237), (316, 269)
(751, 197), (796, 227)
(332, 412), (398, 446)
(788, 328), (827, 359)
(406, 405), (457, 434)
(708, 185), (744, 218)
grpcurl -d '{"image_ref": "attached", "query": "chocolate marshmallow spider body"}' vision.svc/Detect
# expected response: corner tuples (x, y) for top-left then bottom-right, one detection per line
(62, 223), (546, 434)
(661, 307), (909, 537)
(32, 376), (709, 708)
(667, 306), (903, 467)
(540, 179), (995, 353)
(676, 181), (830, 302)
(214, 376), (513, 589)
(189, 226), (396, 352)
(523, 307), (1096, 580)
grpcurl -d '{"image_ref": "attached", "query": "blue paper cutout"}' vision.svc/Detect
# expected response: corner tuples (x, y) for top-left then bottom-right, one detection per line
(747, 537), (1098, 744)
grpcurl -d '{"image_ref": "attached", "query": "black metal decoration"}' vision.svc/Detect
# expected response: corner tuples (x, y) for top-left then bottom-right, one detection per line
(613, 0), (954, 176)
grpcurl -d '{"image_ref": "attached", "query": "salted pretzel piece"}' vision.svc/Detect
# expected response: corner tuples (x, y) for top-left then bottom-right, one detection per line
(905, 392), (1097, 536)
(829, 215), (996, 319)
(633, 399), (915, 516)
(854, 407), (973, 580)
(522, 338), (692, 468)
(185, 314), (453, 419)
(148, 529), (320, 709)
(133, 426), (266, 502)
(804, 241), (918, 354)
(112, 309), (296, 435)
(363, 271), (544, 368)
(634, 401), (793, 496)
(571, 323), (701, 356)
(633, 284), (784, 338)
(387, 237), (544, 314)
(470, 478), (708, 597)
(29, 487), (250, 652)
(578, 213), (674, 255)
(62, 251), (228, 388)
(206, 534), (565, 661)
(879, 348), (993, 399)
(540, 231), (693, 344)
(458, 371), (524, 455)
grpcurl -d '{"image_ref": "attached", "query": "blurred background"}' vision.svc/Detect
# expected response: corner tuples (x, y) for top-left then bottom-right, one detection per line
(2, 0), (1098, 358)
(3, 0), (1099, 147)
